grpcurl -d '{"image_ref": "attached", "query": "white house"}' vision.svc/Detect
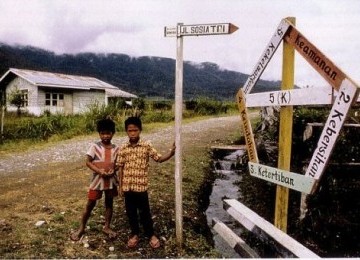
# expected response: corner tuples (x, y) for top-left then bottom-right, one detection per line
(0, 68), (137, 115)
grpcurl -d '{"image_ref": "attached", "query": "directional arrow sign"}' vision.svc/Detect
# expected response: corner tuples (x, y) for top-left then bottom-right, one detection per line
(248, 162), (316, 194)
(242, 19), (291, 94)
(178, 23), (238, 37)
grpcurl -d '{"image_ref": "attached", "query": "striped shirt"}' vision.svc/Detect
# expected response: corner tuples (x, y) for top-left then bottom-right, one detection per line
(117, 139), (161, 192)
(87, 141), (119, 191)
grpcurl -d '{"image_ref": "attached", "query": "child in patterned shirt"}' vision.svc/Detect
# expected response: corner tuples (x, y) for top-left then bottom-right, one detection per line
(117, 116), (175, 249)
(70, 118), (119, 241)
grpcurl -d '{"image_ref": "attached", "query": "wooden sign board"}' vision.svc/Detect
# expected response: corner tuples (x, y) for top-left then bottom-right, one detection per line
(212, 217), (260, 258)
(165, 23), (238, 38)
(242, 19), (291, 95)
(178, 23), (238, 37)
(237, 89), (258, 162)
(305, 79), (359, 181)
(245, 87), (334, 107)
(246, 88), (360, 108)
(285, 26), (346, 91)
(249, 162), (315, 194)
(223, 199), (320, 258)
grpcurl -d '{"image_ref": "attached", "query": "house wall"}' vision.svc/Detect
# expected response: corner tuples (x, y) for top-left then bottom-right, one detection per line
(5, 77), (41, 115)
(6, 76), (107, 115)
(73, 89), (105, 114)
(38, 88), (106, 115)
(38, 89), (68, 115)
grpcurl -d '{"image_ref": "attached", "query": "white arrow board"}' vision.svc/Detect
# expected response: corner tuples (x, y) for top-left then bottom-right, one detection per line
(245, 88), (360, 108)
(242, 19), (291, 94)
(249, 162), (316, 194)
(305, 79), (359, 180)
(245, 87), (334, 107)
(178, 23), (238, 36)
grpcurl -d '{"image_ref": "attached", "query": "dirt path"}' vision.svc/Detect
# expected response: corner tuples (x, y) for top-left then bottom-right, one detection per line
(0, 116), (240, 175)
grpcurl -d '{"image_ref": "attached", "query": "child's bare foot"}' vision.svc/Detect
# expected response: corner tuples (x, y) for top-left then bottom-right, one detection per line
(102, 227), (118, 239)
(149, 235), (160, 249)
(70, 230), (84, 241)
(127, 235), (139, 248)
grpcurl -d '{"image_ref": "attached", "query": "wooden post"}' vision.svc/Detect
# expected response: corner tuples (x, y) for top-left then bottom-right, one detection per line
(0, 91), (4, 143)
(274, 17), (295, 231)
(174, 23), (184, 247)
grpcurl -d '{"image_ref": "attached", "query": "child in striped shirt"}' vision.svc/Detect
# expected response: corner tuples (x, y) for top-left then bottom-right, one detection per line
(70, 118), (119, 241)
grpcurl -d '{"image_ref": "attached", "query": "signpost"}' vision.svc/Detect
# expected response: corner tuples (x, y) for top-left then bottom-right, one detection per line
(165, 22), (238, 248)
(237, 16), (360, 234)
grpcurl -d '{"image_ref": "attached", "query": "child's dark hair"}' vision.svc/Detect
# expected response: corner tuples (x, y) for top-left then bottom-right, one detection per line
(97, 118), (116, 133)
(125, 116), (142, 131)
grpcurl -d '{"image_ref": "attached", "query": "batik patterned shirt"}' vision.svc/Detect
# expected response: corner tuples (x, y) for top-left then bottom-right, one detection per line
(87, 141), (119, 191)
(117, 139), (161, 192)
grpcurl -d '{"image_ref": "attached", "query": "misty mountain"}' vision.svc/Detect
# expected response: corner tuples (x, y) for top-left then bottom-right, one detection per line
(0, 42), (281, 100)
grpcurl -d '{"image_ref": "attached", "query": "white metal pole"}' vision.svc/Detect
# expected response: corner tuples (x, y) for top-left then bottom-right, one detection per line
(174, 23), (183, 247)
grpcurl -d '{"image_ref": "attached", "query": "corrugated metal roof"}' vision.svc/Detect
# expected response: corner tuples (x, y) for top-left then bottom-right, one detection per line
(0, 68), (137, 98)
(106, 88), (137, 98)
(8, 68), (118, 90)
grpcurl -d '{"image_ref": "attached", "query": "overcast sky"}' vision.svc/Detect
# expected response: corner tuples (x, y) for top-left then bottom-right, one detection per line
(0, 0), (359, 88)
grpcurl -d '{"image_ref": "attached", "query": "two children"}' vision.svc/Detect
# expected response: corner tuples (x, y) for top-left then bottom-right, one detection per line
(71, 117), (175, 249)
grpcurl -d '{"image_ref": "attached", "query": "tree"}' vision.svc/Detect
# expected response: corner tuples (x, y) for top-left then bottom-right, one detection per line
(8, 88), (25, 116)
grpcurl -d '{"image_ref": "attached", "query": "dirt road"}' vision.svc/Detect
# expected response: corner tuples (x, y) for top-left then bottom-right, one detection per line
(0, 116), (240, 175)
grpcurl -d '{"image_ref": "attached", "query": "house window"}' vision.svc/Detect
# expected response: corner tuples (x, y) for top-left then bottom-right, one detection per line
(21, 89), (28, 107)
(45, 92), (64, 107)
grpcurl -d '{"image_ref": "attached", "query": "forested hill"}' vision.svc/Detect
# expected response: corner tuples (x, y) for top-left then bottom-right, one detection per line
(0, 42), (281, 100)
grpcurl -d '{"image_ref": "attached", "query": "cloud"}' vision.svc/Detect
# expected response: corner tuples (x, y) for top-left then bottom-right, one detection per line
(0, 0), (359, 86)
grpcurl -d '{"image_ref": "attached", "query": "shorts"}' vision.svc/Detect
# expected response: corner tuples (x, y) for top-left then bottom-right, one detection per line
(88, 188), (118, 200)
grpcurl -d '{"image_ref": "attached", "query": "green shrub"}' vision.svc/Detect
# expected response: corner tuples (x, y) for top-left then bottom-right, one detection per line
(132, 98), (145, 110)
(141, 110), (174, 123)
(2, 114), (80, 140)
(151, 101), (172, 110)
(186, 97), (228, 115)
(185, 100), (197, 110)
